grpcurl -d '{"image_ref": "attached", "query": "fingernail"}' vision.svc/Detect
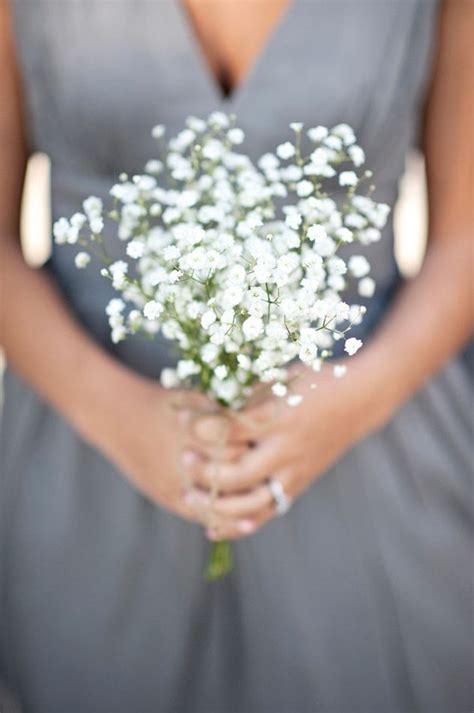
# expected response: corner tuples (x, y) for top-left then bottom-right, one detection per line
(182, 450), (196, 466)
(238, 519), (255, 534)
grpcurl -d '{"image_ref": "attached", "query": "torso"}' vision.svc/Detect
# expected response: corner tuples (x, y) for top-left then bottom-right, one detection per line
(182, 0), (291, 96)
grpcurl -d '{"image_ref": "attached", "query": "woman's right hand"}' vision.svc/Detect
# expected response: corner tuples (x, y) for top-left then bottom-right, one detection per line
(89, 372), (249, 526)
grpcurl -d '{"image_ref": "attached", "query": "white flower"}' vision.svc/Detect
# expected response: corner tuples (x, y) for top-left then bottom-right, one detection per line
(106, 298), (125, 316)
(339, 171), (358, 187)
(83, 196), (102, 220)
(276, 142), (296, 160)
(296, 180), (313, 197)
(285, 212), (302, 230)
(143, 300), (163, 320)
(211, 377), (239, 403)
(151, 124), (165, 139)
(324, 135), (342, 151)
(222, 285), (243, 307)
(335, 227), (353, 243)
(277, 252), (299, 274)
(348, 255), (371, 278)
(209, 111), (229, 128)
(54, 114), (384, 407)
(242, 315), (264, 339)
(145, 159), (163, 174)
(53, 218), (70, 244)
(287, 394), (303, 407)
(109, 260), (128, 288)
(299, 343), (318, 363)
(89, 216), (104, 234)
(335, 301), (350, 321)
(228, 352), (245, 369)
(126, 238), (145, 259)
(160, 368), (179, 388)
(327, 257), (347, 276)
(184, 116), (205, 133)
(111, 325), (127, 344)
(333, 364), (347, 378)
(272, 382), (288, 397)
(345, 213), (367, 230)
(74, 251), (90, 269)
(201, 309), (217, 330)
(332, 123), (356, 146)
(358, 276), (376, 298)
(70, 212), (87, 229)
(309, 147), (330, 166)
(227, 264), (246, 284)
(201, 343), (219, 364)
(202, 139), (225, 161)
(307, 126), (328, 142)
(163, 245), (181, 262)
(177, 360), (201, 379)
(307, 224), (327, 242)
(258, 153), (279, 172)
(128, 310), (143, 329)
(344, 337), (363, 356)
(314, 235), (336, 257)
(348, 145), (365, 166)
(228, 128), (245, 144)
(205, 249), (226, 271)
(215, 364), (229, 380)
(280, 165), (303, 182)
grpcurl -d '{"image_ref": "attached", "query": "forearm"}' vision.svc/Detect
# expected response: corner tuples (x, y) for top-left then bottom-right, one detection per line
(353, 231), (473, 428)
(0, 239), (149, 446)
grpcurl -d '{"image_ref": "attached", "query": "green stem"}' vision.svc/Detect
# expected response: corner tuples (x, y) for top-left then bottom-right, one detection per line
(205, 539), (232, 581)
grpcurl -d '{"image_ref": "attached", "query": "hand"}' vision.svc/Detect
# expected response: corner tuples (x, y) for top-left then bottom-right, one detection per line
(92, 372), (248, 525)
(183, 359), (386, 539)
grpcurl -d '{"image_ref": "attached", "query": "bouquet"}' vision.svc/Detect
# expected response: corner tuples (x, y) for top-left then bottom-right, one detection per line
(54, 112), (389, 579)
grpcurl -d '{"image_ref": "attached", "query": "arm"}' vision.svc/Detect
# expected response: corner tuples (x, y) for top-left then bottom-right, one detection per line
(0, 3), (142, 452)
(183, 0), (474, 541)
(361, 0), (473, 415)
(0, 3), (217, 525)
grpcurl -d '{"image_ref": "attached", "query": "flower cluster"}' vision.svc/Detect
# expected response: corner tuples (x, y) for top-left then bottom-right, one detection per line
(54, 113), (389, 407)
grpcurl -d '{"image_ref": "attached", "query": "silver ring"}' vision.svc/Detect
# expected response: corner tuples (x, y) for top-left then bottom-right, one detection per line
(267, 478), (292, 516)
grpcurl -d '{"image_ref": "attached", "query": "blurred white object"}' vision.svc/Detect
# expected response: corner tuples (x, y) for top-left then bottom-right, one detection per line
(394, 151), (428, 278)
(20, 152), (51, 267)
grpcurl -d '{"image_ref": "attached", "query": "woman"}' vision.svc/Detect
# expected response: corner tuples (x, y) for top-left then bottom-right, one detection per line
(0, 1), (472, 711)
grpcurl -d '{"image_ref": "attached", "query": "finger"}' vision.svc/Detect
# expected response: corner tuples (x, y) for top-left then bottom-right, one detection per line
(205, 515), (258, 541)
(182, 439), (250, 463)
(180, 447), (251, 494)
(196, 441), (281, 494)
(182, 407), (273, 445)
(226, 399), (280, 441)
(206, 504), (275, 541)
(179, 488), (256, 539)
(209, 483), (273, 518)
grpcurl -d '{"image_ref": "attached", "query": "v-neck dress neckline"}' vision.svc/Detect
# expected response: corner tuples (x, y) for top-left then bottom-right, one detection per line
(175, 0), (296, 105)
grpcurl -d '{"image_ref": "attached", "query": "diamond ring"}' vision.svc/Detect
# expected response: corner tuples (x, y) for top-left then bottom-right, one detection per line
(267, 478), (292, 516)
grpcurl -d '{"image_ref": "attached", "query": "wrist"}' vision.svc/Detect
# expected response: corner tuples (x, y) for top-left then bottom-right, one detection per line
(346, 341), (403, 433)
(64, 344), (159, 454)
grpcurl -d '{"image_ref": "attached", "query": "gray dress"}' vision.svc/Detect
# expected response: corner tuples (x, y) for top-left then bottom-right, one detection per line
(1, 1), (473, 712)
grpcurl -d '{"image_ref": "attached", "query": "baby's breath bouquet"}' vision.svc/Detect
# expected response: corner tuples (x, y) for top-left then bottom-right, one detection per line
(54, 112), (389, 579)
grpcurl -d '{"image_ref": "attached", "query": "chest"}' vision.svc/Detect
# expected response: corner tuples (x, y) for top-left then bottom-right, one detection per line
(182, 0), (291, 96)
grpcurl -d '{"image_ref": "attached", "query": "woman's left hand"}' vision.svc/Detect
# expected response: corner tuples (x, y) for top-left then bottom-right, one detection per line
(181, 358), (388, 540)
